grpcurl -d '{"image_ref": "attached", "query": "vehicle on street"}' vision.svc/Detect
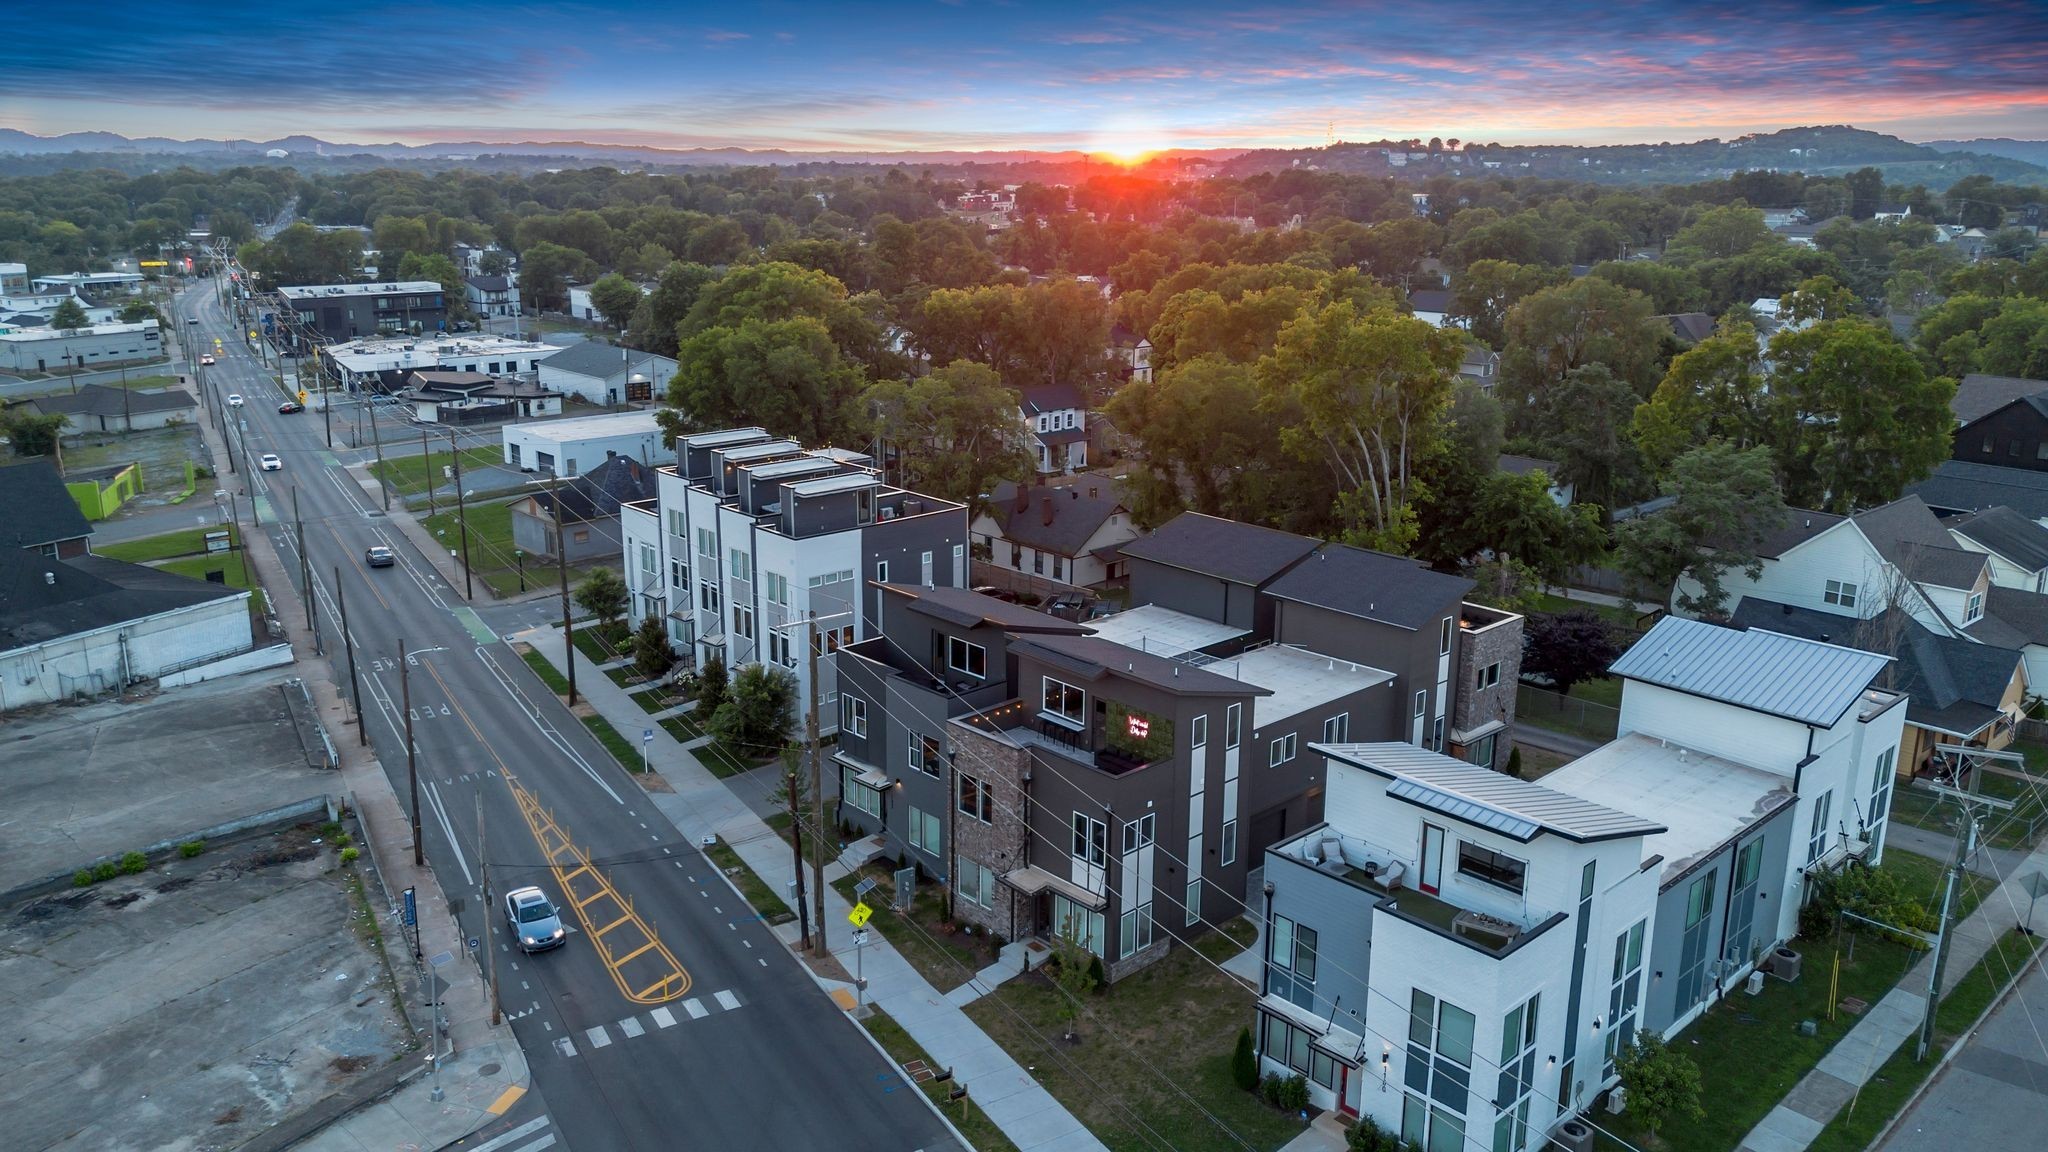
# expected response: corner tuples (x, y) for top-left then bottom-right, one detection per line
(364, 545), (396, 568)
(200, 354), (215, 365)
(186, 316), (199, 325)
(226, 393), (243, 406)
(277, 401), (303, 414)
(258, 453), (282, 471)
(504, 886), (567, 952)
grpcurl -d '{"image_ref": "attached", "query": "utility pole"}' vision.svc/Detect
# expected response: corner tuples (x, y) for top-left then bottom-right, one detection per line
(479, 792), (501, 1026)
(403, 638), (421, 867)
(422, 428), (437, 516)
(368, 392), (390, 511)
(449, 427), (473, 601)
(807, 608), (827, 958)
(337, 566), (365, 746)
(552, 472), (577, 706)
(293, 486), (312, 633)
(318, 344), (334, 448)
(1917, 810), (1978, 1060)
(788, 752), (811, 952)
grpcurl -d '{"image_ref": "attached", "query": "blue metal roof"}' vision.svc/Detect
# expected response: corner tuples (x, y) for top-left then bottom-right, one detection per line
(1609, 616), (1890, 728)
(1386, 778), (1541, 842)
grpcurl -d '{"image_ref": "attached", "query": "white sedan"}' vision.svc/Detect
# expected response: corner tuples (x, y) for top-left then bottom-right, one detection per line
(259, 453), (282, 471)
(226, 393), (244, 407)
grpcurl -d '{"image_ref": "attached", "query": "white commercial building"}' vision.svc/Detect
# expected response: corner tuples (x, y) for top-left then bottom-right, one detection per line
(322, 334), (560, 391)
(0, 321), (161, 373)
(536, 341), (678, 407)
(501, 411), (669, 476)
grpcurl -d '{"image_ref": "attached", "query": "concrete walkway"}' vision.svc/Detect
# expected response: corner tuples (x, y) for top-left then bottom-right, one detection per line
(1738, 836), (2048, 1152)
(178, 327), (530, 1152)
(518, 625), (1108, 1152)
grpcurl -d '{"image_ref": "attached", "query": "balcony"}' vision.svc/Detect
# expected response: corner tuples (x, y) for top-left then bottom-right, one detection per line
(841, 638), (1010, 717)
(959, 700), (1163, 778)
(1273, 826), (1562, 959)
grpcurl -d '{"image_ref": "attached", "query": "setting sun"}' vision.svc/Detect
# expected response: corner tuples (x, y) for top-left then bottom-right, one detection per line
(1089, 119), (1172, 166)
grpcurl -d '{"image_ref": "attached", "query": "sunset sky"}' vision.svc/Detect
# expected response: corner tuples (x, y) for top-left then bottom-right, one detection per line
(8, 0), (2047, 152)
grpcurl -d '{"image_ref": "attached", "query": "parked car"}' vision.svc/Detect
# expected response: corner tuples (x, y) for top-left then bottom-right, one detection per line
(200, 354), (215, 365)
(186, 316), (199, 326)
(258, 453), (282, 471)
(364, 545), (396, 568)
(504, 886), (567, 952)
(226, 393), (243, 407)
(277, 400), (303, 414)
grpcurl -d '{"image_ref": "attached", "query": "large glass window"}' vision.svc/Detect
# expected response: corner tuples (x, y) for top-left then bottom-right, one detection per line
(841, 695), (867, 737)
(946, 636), (987, 679)
(1042, 677), (1085, 726)
(1226, 702), (1241, 749)
(1405, 988), (1476, 1146)
(1808, 790), (1834, 864)
(1070, 812), (1107, 866)
(1323, 713), (1349, 744)
(841, 766), (880, 816)
(909, 806), (942, 856)
(1675, 873), (1717, 1010)
(1051, 892), (1104, 956)
(1456, 842), (1527, 894)
(957, 772), (992, 823)
(954, 855), (996, 909)
(1868, 748), (1896, 839)
(1117, 902), (1154, 959)
(1604, 919), (1646, 1077)
(910, 734), (943, 778)
(1494, 994), (1540, 1152)
(1265, 915), (1319, 1010)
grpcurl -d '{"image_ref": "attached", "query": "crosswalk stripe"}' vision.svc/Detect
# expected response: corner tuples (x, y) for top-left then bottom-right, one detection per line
(518, 1136), (557, 1152)
(586, 1025), (612, 1048)
(715, 989), (741, 1011)
(553, 1037), (577, 1058)
(618, 1016), (645, 1038)
(463, 1117), (552, 1152)
(683, 998), (708, 1019)
(651, 1007), (677, 1028)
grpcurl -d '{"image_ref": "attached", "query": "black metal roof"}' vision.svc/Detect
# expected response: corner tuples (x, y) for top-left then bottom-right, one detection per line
(1264, 545), (1476, 631)
(0, 458), (92, 550)
(1119, 511), (1318, 587)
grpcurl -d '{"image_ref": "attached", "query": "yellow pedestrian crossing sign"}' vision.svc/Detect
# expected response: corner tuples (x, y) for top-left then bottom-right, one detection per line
(848, 902), (872, 928)
(297, 390), (308, 403)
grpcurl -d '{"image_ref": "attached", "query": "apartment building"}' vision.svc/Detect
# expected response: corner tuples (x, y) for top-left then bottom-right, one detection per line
(279, 281), (448, 341)
(620, 427), (969, 718)
(1254, 617), (1905, 1142)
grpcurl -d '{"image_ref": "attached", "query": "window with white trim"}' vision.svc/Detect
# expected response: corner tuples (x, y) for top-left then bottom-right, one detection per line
(1220, 820), (1237, 866)
(1824, 579), (1858, 608)
(841, 695), (867, 737)
(841, 765), (881, 815)
(1042, 677), (1085, 726)
(670, 558), (687, 589)
(1439, 616), (1454, 655)
(764, 571), (789, 606)
(957, 772), (992, 823)
(908, 806), (942, 856)
(910, 733), (942, 777)
(1323, 713), (1349, 744)
(1121, 813), (1155, 853)
(955, 855), (996, 908)
(1226, 702), (1241, 749)
(728, 547), (751, 582)
(1966, 589), (1984, 623)
(1476, 662), (1501, 691)
(1185, 878), (1203, 926)
(1265, 914), (1319, 1010)
(697, 578), (720, 612)
(668, 509), (684, 537)
(768, 629), (795, 668)
(1118, 901), (1154, 959)
(946, 635), (986, 678)
(696, 527), (715, 557)
(1070, 812), (1106, 866)
(1457, 841), (1526, 893)
(1808, 789), (1834, 864)
(733, 605), (755, 641)
(638, 543), (657, 576)
(1268, 732), (1297, 767)
(1867, 747), (1895, 839)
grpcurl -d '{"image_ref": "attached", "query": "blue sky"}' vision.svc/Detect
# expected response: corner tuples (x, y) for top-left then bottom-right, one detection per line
(7, 1), (2046, 150)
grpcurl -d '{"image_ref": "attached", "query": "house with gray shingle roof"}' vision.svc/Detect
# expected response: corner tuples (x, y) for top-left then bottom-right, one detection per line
(534, 341), (676, 407)
(971, 471), (1139, 589)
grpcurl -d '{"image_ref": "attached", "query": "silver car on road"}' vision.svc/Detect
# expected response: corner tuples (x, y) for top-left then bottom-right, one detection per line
(504, 886), (566, 952)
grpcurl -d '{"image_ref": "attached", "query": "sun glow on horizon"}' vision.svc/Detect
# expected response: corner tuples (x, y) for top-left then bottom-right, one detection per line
(1088, 118), (1173, 166)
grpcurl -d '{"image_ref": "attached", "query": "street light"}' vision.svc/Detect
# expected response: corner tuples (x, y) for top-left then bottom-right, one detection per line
(515, 549), (526, 593)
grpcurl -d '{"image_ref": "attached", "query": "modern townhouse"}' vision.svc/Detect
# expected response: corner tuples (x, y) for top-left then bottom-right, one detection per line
(833, 509), (1522, 981)
(620, 426), (968, 720)
(1253, 617), (1905, 1144)
(1673, 494), (2035, 773)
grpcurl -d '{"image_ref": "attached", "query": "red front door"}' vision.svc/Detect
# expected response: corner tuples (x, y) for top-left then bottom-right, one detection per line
(1338, 1063), (1358, 1117)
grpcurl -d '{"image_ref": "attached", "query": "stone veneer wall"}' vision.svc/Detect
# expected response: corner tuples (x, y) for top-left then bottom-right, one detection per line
(1454, 612), (1524, 771)
(947, 723), (1035, 941)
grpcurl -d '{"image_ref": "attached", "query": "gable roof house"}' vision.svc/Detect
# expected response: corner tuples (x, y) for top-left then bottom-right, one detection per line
(971, 472), (1140, 591)
(1406, 288), (1461, 329)
(1016, 383), (1090, 474)
(1950, 373), (2048, 425)
(510, 455), (658, 565)
(1108, 324), (1153, 384)
(26, 382), (197, 435)
(1, 459), (93, 558)
(1952, 391), (2048, 474)
(1912, 459), (2048, 525)
(1948, 506), (2048, 592)
(534, 342), (678, 407)
(463, 274), (519, 319)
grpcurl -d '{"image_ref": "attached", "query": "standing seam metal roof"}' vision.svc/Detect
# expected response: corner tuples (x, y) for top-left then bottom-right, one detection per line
(1609, 616), (1890, 727)
(1316, 742), (1665, 843)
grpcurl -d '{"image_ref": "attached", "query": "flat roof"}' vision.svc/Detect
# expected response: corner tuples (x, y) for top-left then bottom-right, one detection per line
(1541, 733), (1794, 885)
(1212, 644), (1394, 727)
(717, 440), (804, 466)
(789, 472), (882, 497)
(683, 427), (769, 449)
(503, 411), (666, 442)
(746, 457), (845, 481)
(280, 281), (443, 299)
(1081, 604), (1248, 658)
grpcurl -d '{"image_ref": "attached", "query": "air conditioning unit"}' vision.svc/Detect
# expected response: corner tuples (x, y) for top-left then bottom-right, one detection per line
(1770, 946), (1803, 983)
(1606, 1086), (1628, 1115)
(1551, 1119), (1596, 1152)
(1746, 969), (1767, 996)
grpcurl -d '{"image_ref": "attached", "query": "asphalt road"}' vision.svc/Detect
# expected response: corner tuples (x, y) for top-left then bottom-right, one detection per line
(1879, 946), (2048, 1152)
(182, 281), (960, 1152)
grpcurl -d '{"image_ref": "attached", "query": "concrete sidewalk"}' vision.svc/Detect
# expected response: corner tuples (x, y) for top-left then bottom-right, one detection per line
(183, 290), (530, 1152)
(1738, 836), (2048, 1152)
(518, 624), (1108, 1152)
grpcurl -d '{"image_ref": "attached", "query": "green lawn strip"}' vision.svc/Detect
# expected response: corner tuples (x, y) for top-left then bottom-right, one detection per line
(1514, 683), (1620, 742)
(1595, 854), (1968, 1152)
(579, 713), (648, 773)
(517, 647), (572, 696)
(1881, 846), (1991, 923)
(96, 526), (221, 562)
(830, 866), (987, 994)
(702, 836), (796, 925)
(1806, 930), (2047, 1152)
(154, 553), (267, 612)
(860, 1007), (1022, 1152)
(763, 804), (842, 868)
(1191, 916), (1259, 965)
(963, 944), (1310, 1152)
(417, 496), (550, 597)
(370, 446), (505, 495)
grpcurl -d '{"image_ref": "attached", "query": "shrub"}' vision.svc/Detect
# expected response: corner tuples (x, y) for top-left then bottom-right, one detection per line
(707, 663), (797, 757)
(1278, 1073), (1310, 1113)
(92, 861), (120, 883)
(1261, 1072), (1285, 1107)
(1348, 1115), (1400, 1152)
(1087, 954), (1106, 988)
(1802, 859), (1936, 945)
(119, 851), (149, 875)
(575, 568), (629, 636)
(1232, 1027), (1259, 1092)
(73, 869), (94, 888)
(340, 846), (360, 864)
(1505, 747), (1524, 778)
(696, 654), (729, 719)
(332, 832), (352, 849)
(178, 840), (206, 858)
(1615, 1033), (1705, 1140)
(320, 821), (343, 837)
(633, 612), (677, 681)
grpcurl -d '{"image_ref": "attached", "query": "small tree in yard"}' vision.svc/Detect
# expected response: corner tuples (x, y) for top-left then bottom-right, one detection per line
(1048, 914), (1100, 1040)
(632, 613), (676, 681)
(575, 568), (629, 641)
(1615, 1033), (1705, 1143)
(1232, 1026), (1259, 1092)
(696, 653), (728, 716)
(1522, 609), (1622, 697)
(49, 297), (89, 330)
(708, 663), (796, 756)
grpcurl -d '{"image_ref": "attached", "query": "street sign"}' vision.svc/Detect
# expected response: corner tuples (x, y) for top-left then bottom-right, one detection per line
(247, 330), (258, 340)
(402, 886), (417, 927)
(297, 390), (307, 403)
(848, 902), (873, 928)
(643, 728), (653, 744)
(467, 936), (480, 951)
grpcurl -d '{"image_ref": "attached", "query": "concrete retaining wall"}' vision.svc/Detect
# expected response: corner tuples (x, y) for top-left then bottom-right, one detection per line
(0, 794), (336, 907)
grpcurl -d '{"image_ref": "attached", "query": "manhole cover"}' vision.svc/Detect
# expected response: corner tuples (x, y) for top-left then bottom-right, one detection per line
(478, 1062), (501, 1077)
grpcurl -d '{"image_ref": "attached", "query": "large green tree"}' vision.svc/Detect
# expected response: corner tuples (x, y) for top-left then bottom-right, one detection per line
(1768, 318), (1954, 512)
(861, 361), (1031, 516)
(1450, 260), (1569, 350)
(397, 251), (471, 323)
(670, 315), (869, 446)
(1256, 302), (1464, 551)
(1498, 277), (1664, 428)
(913, 280), (1116, 398)
(626, 262), (718, 357)
(1633, 318), (1771, 475)
(588, 273), (646, 330)
(1108, 354), (1275, 525)
(520, 242), (597, 312)
(1614, 441), (1787, 617)
(1527, 363), (1643, 514)
(48, 297), (89, 330)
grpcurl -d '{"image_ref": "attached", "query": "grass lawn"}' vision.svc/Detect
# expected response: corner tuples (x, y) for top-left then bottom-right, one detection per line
(1516, 683), (1620, 742)
(1511, 742), (1573, 780)
(580, 713), (649, 773)
(1807, 930), (2047, 1151)
(702, 836), (796, 926)
(1888, 743), (2048, 851)
(656, 704), (767, 779)
(964, 942), (1310, 1152)
(370, 445), (504, 496)
(832, 863), (995, 994)
(418, 496), (567, 599)
(764, 804), (842, 869)
(518, 646), (572, 696)
(861, 1007), (1022, 1152)
(95, 526), (221, 562)
(1594, 849), (1961, 1152)
(149, 551), (267, 612)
